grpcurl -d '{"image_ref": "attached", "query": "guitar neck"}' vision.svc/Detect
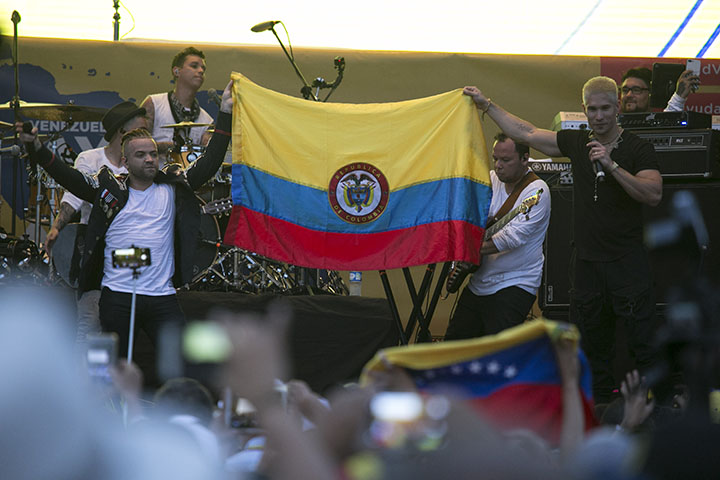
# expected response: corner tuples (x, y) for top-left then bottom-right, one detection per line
(485, 204), (523, 239)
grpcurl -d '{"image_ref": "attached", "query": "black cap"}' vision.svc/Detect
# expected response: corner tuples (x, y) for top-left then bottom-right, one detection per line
(102, 101), (147, 142)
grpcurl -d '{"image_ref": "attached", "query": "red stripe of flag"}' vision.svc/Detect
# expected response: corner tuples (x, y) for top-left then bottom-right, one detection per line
(224, 205), (485, 270)
(468, 384), (596, 445)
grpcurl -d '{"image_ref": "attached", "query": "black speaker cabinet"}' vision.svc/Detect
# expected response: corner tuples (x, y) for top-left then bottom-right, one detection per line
(540, 182), (720, 314)
(634, 129), (720, 179)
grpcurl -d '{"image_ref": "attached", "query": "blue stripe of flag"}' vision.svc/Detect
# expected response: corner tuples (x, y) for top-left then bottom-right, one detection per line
(406, 336), (593, 399)
(231, 164), (491, 234)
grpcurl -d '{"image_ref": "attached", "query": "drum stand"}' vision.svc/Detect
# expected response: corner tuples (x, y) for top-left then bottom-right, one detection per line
(32, 134), (66, 245)
(201, 246), (294, 293)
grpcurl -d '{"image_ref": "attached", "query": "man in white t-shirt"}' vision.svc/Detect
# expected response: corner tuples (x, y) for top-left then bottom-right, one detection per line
(45, 101), (147, 345)
(141, 47), (213, 160)
(444, 134), (551, 340)
(19, 80), (234, 360)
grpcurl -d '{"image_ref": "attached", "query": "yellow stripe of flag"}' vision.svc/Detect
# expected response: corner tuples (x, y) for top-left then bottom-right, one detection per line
(231, 72), (491, 192)
(360, 319), (579, 382)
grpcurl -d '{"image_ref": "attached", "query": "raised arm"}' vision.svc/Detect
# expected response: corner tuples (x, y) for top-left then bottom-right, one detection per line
(665, 69), (700, 112)
(185, 79), (233, 189)
(463, 86), (562, 157)
(16, 123), (98, 203)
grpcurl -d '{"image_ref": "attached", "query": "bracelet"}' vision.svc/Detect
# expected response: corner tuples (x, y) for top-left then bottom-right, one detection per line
(610, 161), (620, 174)
(481, 98), (492, 120)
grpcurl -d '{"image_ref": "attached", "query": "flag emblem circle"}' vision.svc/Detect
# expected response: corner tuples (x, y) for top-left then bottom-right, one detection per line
(328, 163), (389, 224)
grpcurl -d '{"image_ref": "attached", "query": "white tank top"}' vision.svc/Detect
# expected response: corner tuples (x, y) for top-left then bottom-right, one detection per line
(148, 92), (213, 145)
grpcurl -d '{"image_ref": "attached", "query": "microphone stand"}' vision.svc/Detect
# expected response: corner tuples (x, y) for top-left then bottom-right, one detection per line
(10, 11), (21, 236)
(113, 1), (121, 41)
(268, 25), (317, 101)
(258, 23), (348, 289)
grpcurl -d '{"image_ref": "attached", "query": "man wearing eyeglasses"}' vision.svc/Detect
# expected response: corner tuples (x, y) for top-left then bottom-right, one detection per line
(620, 67), (700, 114)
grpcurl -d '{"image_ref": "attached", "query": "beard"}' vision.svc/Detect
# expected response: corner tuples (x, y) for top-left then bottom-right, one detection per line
(621, 97), (648, 113)
(130, 163), (158, 182)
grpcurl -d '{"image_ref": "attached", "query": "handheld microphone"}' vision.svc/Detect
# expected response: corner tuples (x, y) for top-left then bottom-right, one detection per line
(587, 132), (605, 183)
(250, 20), (280, 33)
(594, 161), (605, 182)
(207, 88), (222, 107)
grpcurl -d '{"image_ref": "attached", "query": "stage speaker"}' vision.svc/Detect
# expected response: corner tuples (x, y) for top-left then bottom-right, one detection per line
(539, 185), (573, 311)
(540, 181), (720, 314)
(634, 129), (720, 179)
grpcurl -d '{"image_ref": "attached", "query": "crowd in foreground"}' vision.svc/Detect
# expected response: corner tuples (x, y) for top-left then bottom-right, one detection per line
(2, 287), (719, 480)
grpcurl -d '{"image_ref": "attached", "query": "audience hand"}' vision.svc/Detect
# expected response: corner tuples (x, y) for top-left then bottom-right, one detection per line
(620, 369), (654, 431)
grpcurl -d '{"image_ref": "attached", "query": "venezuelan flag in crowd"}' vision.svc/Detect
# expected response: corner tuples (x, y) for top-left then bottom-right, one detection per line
(225, 72), (492, 270)
(362, 320), (595, 445)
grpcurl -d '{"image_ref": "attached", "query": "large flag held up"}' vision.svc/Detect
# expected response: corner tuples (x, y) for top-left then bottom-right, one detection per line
(361, 320), (596, 445)
(225, 72), (493, 270)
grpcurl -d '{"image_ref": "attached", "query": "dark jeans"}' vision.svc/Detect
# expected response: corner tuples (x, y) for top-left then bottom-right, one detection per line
(444, 286), (536, 340)
(99, 287), (185, 359)
(570, 247), (658, 404)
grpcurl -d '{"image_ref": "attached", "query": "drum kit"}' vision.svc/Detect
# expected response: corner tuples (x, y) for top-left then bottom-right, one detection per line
(0, 100), (104, 285)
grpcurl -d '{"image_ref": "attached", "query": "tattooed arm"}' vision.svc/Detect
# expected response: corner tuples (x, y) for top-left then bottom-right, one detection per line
(46, 201), (78, 254)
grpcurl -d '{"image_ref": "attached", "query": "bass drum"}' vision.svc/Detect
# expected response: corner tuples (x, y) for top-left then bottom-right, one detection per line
(190, 198), (222, 282)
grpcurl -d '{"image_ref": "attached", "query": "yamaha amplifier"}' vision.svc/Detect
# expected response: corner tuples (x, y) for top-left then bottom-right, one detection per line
(634, 129), (720, 179)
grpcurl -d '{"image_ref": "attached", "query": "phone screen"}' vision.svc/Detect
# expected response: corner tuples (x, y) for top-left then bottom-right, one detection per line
(87, 333), (118, 383)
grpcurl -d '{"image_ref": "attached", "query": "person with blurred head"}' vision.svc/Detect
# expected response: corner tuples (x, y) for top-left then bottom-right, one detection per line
(153, 377), (221, 465)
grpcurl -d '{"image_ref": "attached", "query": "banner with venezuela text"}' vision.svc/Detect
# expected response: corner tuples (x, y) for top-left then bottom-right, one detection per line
(225, 72), (492, 270)
(361, 320), (596, 445)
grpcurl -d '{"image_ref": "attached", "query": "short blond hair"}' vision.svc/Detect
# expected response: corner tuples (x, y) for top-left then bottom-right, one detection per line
(582, 76), (619, 105)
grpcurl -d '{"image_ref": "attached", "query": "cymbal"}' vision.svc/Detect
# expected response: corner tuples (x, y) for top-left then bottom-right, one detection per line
(0, 100), (107, 122)
(2, 133), (51, 142)
(161, 121), (214, 129)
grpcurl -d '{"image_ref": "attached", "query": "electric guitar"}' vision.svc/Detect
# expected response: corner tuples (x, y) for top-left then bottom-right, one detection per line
(445, 188), (544, 295)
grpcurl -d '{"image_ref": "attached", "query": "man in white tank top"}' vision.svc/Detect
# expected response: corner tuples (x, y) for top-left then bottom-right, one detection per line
(141, 47), (213, 160)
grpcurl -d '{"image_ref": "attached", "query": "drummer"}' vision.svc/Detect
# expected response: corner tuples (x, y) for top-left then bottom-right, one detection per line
(140, 47), (214, 158)
(46, 101), (148, 347)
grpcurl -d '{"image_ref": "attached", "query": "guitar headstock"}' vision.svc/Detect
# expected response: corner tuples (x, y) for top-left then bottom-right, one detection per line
(201, 196), (233, 216)
(518, 188), (543, 214)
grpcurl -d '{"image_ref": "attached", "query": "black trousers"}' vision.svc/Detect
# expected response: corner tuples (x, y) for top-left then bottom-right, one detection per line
(444, 285), (536, 340)
(570, 247), (658, 404)
(99, 287), (185, 359)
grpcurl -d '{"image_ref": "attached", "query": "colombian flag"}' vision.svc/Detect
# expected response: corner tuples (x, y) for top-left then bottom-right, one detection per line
(225, 72), (492, 270)
(362, 320), (596, 445)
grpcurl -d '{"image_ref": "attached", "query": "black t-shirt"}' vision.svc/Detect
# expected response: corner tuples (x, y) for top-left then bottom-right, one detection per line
(556, 129), (659, 261)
